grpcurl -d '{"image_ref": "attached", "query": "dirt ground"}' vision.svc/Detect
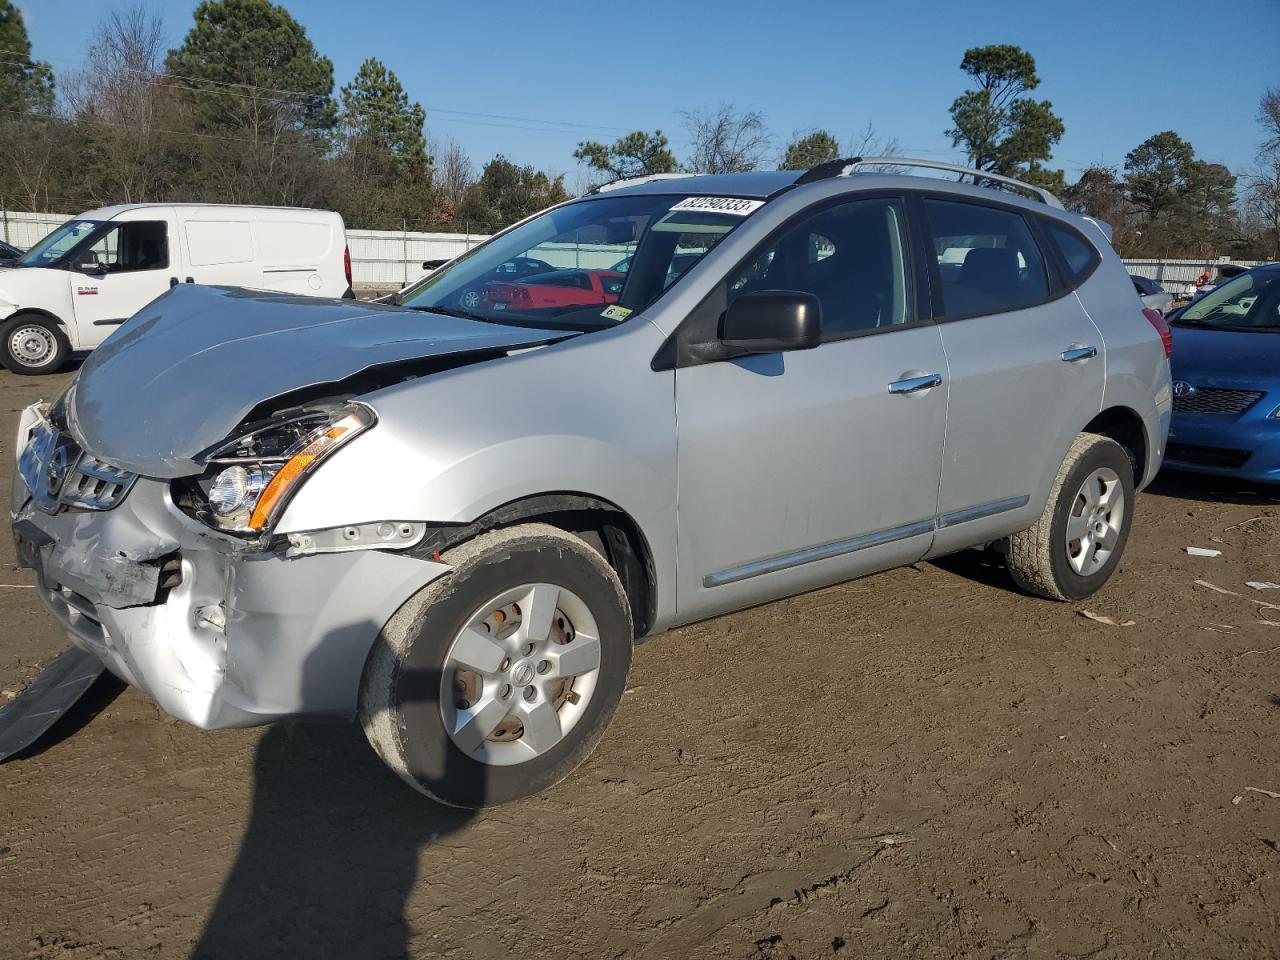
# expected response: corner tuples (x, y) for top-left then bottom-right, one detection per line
(1, 366), (1278, 960)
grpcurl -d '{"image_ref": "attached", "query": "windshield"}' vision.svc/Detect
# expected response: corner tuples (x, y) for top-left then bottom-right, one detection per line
(17, 219), (105, 268)
(397, 193), (761, 330)
(1174, 270), (1280, 331)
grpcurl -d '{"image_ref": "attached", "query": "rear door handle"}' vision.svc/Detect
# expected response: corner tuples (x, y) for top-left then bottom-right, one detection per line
(887, 373), (943, 395)
(1061, 345), (1097, 363)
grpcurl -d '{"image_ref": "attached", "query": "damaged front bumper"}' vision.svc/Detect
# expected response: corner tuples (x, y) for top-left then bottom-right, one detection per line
(10, 404), (450, 730)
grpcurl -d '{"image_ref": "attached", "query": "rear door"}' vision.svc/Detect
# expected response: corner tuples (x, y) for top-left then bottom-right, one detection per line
(918, 195), (1106, 553)
(672, 194), (949, 623)
(68, 215), (178, 346)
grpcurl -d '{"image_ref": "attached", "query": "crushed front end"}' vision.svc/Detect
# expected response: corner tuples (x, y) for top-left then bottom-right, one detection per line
(10, 400), (449, 729)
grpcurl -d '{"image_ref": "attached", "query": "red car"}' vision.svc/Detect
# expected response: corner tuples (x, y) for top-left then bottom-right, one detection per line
(481, 269), (625, 312)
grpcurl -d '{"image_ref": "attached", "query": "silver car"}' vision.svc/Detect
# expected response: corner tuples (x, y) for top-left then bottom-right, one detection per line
(11, 159), (1172, 807)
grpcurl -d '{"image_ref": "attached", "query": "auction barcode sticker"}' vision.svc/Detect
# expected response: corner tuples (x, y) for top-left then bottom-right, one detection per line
(669, 197), (765, 216)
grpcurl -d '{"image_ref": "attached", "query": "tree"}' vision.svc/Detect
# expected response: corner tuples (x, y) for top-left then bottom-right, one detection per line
(435, 138), (475, 217)
(0, 0), (54, 113)
(780, 129), (840, 170)
(166, 0), (336, 135)
(1123, 131), (1237, 257)
(683, 104), (771, 174)
(1244, 88), (1280, 258)
(455, 155), (570, 233)
(946, 44), (1064, 184)
(574, 130), (676, 183)
(62, 4), (183, 205)
(339, 57), (428, 175)
(1066, 165), (1127, 228)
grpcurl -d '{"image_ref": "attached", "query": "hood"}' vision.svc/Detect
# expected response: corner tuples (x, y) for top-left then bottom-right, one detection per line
(68, 284), (572, 478)
(1170, 324), (1280, 387)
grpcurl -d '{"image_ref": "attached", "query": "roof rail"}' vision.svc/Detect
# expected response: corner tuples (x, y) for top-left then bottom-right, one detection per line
(797, 156), (1064, 209)
(589, 172), (700, 195)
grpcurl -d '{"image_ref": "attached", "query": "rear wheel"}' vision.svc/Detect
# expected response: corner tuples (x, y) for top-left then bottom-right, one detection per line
(1004, 433), (1135, 601)
(1, 314), (69, 375)
(359, 523), (633, 807)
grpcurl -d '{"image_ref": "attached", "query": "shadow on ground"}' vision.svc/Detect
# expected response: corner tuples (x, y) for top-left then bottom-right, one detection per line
(191, 633), (476, 960)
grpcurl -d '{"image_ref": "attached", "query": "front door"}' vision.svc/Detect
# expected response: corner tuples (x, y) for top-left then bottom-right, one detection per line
(68, 219), (176, 347)
(673, 196), (949, 623)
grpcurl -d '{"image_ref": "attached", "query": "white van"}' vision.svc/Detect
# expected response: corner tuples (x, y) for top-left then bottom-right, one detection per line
(0, 203), (351, 374)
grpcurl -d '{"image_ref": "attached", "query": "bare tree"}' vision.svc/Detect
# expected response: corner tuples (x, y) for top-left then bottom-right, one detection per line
(436, 138), (475, 215)
(1259, 88), (1280, 156)
(847, 122), (900, 159)
(61, 4), (179, 203)
(681, 103), (771, 174)
(1245, 87), (1280, 259)
(64, 4), (166, 129)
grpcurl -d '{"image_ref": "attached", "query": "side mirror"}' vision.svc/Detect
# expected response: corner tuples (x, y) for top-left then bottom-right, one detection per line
(422, 258), (449, 271)
(76, 259), (103, 275)
(721, 290), (822, 354)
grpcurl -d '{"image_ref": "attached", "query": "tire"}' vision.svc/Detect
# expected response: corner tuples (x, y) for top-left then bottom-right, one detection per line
(1004, 432), (1135, 601)
(359, 523), (633, 807)
(0, 314), (69, 375)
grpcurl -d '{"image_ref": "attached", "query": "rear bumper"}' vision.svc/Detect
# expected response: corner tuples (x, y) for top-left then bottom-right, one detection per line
(1164, 409), (1280, 484)
(11, 408), (450, 729)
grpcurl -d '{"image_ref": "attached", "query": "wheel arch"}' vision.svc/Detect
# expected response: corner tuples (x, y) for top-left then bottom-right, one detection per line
(1082, 406), (1149, 488)
(5, 307), (71, 339)
(409, 491), (659, 639)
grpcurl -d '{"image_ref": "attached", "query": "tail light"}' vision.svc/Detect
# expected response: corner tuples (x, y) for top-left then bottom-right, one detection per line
(343, 245), (352, 288)
(1143, 307), (1172, 358)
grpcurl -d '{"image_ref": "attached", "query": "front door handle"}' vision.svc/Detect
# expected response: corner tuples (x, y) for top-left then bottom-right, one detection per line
(1061, 345), (1098, 363)
(887, 373), (943, 395)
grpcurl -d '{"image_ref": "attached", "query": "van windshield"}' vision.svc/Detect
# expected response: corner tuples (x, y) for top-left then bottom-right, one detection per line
(396, 193), (762, 331)
(17, 219), (106, 268)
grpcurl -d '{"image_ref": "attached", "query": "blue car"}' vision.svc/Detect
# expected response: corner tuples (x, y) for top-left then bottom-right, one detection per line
(1165, 262), (1280, 483)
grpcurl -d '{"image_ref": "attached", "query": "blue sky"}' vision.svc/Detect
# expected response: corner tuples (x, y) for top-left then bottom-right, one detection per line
(17, 0), (1280, 188)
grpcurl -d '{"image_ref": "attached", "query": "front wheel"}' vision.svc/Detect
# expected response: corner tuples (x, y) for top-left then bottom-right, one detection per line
(359, 523), (633, 807)
(0, 314), (69, 375)
(1004, 433), (1135, 601)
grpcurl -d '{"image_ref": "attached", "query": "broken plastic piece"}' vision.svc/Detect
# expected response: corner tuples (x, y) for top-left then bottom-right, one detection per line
(0, 647), (104, 762)
(1247, 582), (1280, 591)
(1186, 547), (1222, 557)
(1078, 609), (1136, 627)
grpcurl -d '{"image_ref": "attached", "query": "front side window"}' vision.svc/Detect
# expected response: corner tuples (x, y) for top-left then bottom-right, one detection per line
(16, 219), (105, 267)
(725, 197), (914, 337)
(83, 221), (169, 273)
(924, 199), (1049, 316)
(398, 193), (758, 331)
(1175, 271), (1280, 331)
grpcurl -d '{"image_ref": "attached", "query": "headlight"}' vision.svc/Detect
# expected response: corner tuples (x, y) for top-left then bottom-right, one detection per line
(188, 403), (375, 534)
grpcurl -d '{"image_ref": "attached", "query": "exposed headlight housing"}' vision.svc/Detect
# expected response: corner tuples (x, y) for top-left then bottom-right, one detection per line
(184, 403), (375, 535)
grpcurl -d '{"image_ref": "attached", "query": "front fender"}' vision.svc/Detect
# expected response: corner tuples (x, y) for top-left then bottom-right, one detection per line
(274, 320), (680, 626)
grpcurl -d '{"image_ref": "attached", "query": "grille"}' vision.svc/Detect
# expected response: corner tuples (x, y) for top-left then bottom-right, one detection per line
(19, 418), (138, 513)
(60, 453), (138, 510)
(1173, 387), (1264, 416)
(1166, 442), (1252, 469)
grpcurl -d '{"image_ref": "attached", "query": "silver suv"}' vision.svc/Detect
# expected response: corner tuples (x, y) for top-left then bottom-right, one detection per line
(11, 159), (1172, 806)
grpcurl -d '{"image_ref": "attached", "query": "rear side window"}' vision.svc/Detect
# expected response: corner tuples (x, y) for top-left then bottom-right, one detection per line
(1043, 220), (1100, 284)
(923, 199), (1049, 317)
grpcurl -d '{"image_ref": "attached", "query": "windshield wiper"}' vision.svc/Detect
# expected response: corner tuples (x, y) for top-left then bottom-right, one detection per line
(405, 304), (490, 323)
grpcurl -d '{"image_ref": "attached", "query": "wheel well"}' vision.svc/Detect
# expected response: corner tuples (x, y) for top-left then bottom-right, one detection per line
(4, 308), (71, 340)
(410, 493), (658, 639)
(1083, 407), (1147, 484)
